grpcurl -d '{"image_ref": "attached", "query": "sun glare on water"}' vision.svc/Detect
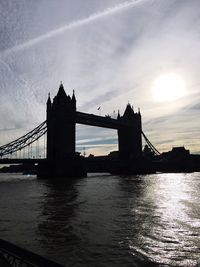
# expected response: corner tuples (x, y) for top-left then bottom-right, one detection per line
(152, 73), (186, 102)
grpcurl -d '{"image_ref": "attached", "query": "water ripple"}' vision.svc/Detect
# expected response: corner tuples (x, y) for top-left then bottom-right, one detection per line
(0, 173), (200, 266)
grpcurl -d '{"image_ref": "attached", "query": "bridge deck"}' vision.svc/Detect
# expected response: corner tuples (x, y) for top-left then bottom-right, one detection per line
(76, 112), (130, 129)
(0, 159), (45, 164)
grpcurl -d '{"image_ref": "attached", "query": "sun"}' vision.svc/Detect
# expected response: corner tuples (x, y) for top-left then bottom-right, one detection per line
(152, 73), (186, 102)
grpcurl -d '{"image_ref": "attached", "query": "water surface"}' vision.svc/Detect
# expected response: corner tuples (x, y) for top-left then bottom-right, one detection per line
(0, 172), (200, 266)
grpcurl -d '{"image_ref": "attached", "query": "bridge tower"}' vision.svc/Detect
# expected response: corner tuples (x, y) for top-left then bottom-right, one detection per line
(38, 83), (86, 178)
(117, 104), (142, 159)
(46, 83), (76, 161)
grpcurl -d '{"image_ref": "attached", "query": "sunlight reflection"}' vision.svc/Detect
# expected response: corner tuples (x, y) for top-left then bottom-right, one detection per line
(156, 173), (189, 222)
(146, 173), (199, 265)
(127, 173), (200, 266)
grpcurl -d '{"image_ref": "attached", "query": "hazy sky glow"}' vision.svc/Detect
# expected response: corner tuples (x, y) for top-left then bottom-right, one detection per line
(0, 0), (200, 155)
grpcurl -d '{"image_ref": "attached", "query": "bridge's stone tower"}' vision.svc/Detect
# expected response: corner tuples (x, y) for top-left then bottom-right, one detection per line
(46, 83), (76, 161)
(117, 104), (142, 159)
(38, 83), (86, 178)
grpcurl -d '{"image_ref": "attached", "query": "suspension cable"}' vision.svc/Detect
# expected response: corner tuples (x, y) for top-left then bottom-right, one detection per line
(142, 131), (160, 156)
(0, 121), (47, 157)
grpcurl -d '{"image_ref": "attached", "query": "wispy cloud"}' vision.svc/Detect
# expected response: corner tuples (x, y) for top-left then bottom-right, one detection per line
(0, 0), (200, 154)
(1, 0), (146, 57)
(0, 127), (21, 132)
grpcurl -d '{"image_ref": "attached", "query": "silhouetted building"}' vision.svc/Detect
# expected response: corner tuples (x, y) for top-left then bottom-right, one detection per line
(156, 146), (192, 173)
(38, 83), (86, 178)
(117, 104), (142, 159)
(47, 83), (76, 161)
(162, 146), (190, 160)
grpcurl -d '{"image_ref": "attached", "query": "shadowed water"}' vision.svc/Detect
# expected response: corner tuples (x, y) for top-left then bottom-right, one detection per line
(0, 172), (200, 266)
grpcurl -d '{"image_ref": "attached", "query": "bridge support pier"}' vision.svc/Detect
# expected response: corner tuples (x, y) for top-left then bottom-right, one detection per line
(37, 156), (87, 179)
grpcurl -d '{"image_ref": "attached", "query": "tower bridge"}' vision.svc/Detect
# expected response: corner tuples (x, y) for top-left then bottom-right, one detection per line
(0, 83), (159, 177)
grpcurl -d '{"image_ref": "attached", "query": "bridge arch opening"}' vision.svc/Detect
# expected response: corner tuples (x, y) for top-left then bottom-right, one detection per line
(76, 124), (118, 157)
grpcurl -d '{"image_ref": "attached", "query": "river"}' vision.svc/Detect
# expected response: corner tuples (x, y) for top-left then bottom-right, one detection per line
(0, 172), (199, 266)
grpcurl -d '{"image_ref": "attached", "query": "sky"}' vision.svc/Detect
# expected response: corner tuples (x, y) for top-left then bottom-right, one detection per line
(0, 0), (200, 156)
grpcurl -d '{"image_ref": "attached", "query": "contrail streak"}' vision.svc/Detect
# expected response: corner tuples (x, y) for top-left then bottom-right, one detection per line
(1, 0), (146, 57)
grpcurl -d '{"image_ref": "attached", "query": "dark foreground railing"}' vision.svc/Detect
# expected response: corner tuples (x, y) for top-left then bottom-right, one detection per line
(0, 239), (65, 267)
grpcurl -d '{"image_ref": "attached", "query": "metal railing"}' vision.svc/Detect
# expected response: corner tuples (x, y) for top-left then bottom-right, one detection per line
(0, 239), (64, 267)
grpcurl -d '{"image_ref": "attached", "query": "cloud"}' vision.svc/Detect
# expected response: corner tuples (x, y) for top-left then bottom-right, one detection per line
(1, 0), (146, 58)
(0, 0), (200, 154)
(0, 127), (21, 132)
